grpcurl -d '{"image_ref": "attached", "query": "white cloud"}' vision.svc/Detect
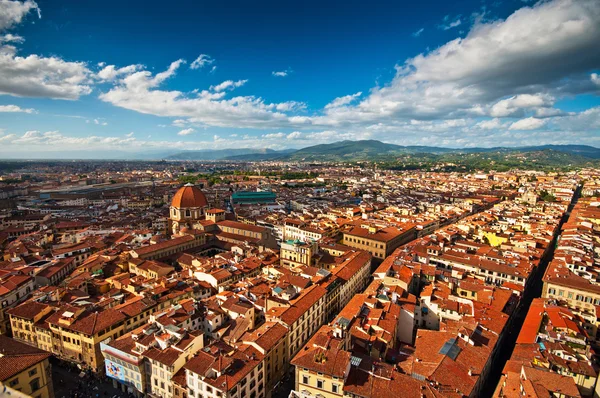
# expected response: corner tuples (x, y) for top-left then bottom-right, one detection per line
(126, 132), (134, 137)
(97, 64), (142, 81)
(0, 51), (92, 99)
(309, 0), (600, 131)
(2, 130), (135, 147)
(0, 1), (91, 100)
(438, 15), (461, 30)
(0, 104), (35, 113)
(93, 118), (108, 126)
(274, 101), (306, 112)
(592, 73), (600, 86)
(172, 119), (188, 127)
(554, 106), (600, 131)
(210, 79), (247, 92)
(100, 61), (300, 129)
(412, 28), (424, 38)
(262, 132), (286, 139)
(489, 94), (555, 117)
(190, 54), (214, 70)
(287, 131), (303, 140)
(0, 33), (24, 43)
(476, 118), (505, 130)
(0, 0), (39, 31)
(509, 117), (546, 130)
(272, 69), (292, 77)
(325, 92), (362, 109)
(177, 128), (195, 136)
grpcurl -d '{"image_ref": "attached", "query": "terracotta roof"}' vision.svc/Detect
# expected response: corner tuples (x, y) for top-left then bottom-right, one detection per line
(0, 335), (51, 381)
(6, 300), (50, 320)
(46, 306), (126, 336)
(217, 220), (265, 233)
(171, 184), (208, 208)
(279, 285), (327, 325)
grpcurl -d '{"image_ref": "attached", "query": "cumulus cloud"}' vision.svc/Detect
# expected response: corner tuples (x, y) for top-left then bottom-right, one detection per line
(177, 128), (195, 136)
(554, 106), (600, 131)
(489, 94), (555, 117)
(99, 61), (303, 129)
(5, 0), (595, 148)
(308, 0), (600, 132)
(97, 64), (142, 81)
(0, 0), (39, 31)
(325, 92), (362, 109)
(0, 33), (23, 43)
(0, 1), (91, 100)
(0, 104), (35, 113)
(476, 118), (505, 130)
(509, 117), (546, 130)
(0, 52), (92, 99)
(190, 54), (214, 70)
(210, 79), (247, 92)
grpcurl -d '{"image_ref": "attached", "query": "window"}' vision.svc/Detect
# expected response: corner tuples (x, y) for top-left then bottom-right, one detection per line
(317, 379), (324, 389)
(332, 384), (339, 393)
(10, 378), (19, 387)
(28, 368), (37, 377)
(302, 375), (309, 384)
(30, 378), (40, 391)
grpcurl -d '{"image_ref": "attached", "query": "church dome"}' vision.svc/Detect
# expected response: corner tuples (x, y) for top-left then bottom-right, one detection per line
(171, 183), (208, 208)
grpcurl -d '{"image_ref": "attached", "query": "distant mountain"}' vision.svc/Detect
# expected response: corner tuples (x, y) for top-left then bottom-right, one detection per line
(224, 149), (296, 161)
(2, 139), (599, 163)
(289, 140), (406, 160)
(166, 148), (289, 161)
(288, 140), (452, 160)
(287, 140), (600, 161)
(516, 145), (600, 159)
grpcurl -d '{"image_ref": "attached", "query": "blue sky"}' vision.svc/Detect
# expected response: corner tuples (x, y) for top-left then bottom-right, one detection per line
(0, 0), (599, 157)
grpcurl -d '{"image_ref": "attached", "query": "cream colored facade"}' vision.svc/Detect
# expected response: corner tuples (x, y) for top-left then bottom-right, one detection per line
(543, 281), (600, 341)
(48, 318), (126, 372)
(146, 336), (204, 398)
(280, 240), (318, 268)
(8, 305), (53, 347)
(1, 356), (54, 398)
(295, 367), (344, 398)
(342, 226), (414, 260)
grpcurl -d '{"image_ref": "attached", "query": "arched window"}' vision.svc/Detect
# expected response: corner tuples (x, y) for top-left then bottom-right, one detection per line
(186, 209), (191, 217)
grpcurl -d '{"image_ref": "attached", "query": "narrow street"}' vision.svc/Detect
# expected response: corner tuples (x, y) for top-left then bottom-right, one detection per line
(478, 185), (581, 396)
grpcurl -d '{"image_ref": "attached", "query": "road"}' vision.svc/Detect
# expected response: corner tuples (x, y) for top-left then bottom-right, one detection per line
(478, 185), (581, 397)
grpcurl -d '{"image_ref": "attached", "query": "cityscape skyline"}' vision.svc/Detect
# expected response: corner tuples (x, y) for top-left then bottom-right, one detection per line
(0, 0), (599, 157)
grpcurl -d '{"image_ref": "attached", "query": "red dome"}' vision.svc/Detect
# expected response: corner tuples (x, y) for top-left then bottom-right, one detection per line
(171, 184), (208, 208)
